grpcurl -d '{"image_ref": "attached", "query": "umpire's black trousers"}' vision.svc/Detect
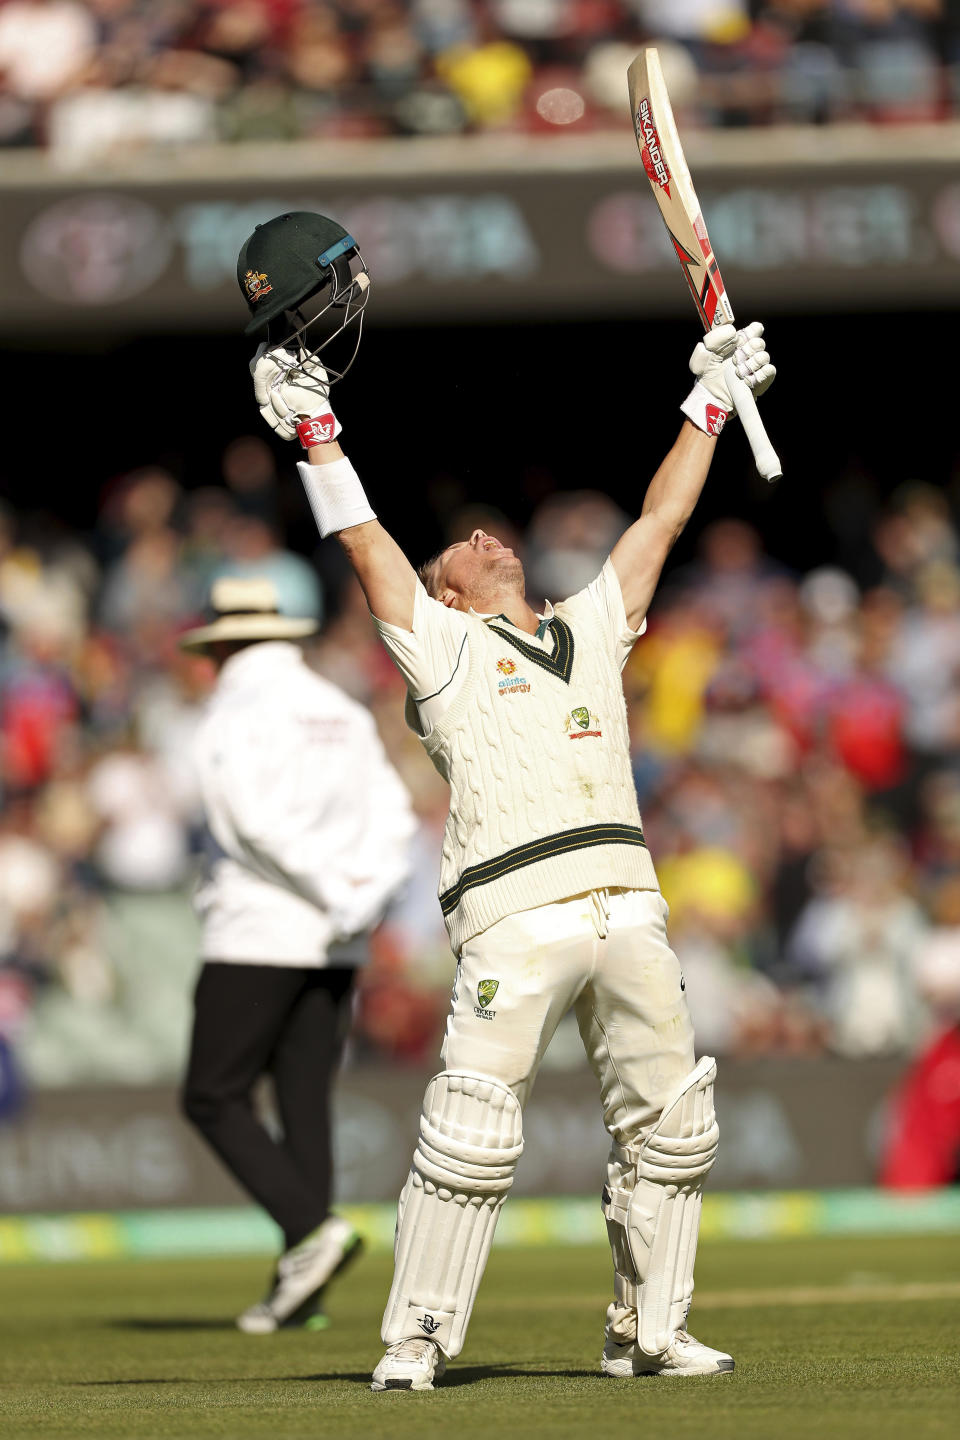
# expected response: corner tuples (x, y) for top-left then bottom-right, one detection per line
(182, 958), (356, 1250)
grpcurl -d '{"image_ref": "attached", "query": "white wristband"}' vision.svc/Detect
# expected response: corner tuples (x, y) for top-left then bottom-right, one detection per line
(297, 457), (376, 538)
(681, 381), (731, 437)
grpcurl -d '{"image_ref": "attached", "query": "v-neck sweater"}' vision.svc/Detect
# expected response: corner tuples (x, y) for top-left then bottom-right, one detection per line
(422, 585), (659, 952)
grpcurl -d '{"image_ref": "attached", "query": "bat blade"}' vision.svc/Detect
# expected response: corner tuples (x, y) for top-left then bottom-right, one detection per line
(627, 49), (732, 333)
(627, 49), (782, 483)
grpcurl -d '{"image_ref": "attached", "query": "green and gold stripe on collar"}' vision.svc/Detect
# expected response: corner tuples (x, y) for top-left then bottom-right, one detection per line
(486, 616), (575, 685)
(439, 823), (646, 916)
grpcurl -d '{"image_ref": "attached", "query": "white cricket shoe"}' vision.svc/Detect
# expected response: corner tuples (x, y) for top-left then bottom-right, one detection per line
(236, 1215), (362, 1334)
(370, 1338), (446, 1392)
(601, 1303), (733, 1377)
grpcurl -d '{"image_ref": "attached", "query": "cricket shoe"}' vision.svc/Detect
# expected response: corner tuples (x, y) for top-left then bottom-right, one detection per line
(370, 1338), (446, 1392)
(601, 1303), (733, 1377)
(236, 1215), (362, 1334)
(237, 1294), (331, 1335)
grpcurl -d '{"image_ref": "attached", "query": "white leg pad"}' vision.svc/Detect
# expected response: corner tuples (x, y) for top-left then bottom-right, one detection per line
(381, 1070), (523, 1358)
(602, 1055), (719, 1357)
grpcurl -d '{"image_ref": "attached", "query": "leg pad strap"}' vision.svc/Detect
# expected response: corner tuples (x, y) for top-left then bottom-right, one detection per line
(602, 1055), (719, 1356)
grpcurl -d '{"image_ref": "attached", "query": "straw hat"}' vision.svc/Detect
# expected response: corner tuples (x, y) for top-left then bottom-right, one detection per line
(179, 577), (317, 652)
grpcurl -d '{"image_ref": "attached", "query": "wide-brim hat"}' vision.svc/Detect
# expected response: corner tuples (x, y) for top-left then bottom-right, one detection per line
(179, 577), (318, 652)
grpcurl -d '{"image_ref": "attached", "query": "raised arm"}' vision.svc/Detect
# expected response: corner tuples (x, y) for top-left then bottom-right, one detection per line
(250, 345), (418, 629)
(610, 323), (775, 631)
(302, 437), (418, 630)
(611, 422), (716, 631)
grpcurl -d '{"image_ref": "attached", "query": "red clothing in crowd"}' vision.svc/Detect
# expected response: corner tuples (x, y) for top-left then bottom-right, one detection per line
(828, 676), (906, 792)
(881, 1026), (960, 1188)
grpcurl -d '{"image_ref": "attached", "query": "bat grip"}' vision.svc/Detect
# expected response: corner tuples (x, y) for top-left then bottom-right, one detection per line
(722, 360), (782, 484)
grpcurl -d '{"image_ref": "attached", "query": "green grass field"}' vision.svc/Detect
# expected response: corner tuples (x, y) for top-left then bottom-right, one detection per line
(2, 1234), (959, 1440)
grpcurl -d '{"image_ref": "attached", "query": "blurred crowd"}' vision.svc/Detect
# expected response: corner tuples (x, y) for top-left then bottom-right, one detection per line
(4, 437), (960, 1097)
(1, 1), (959, 162)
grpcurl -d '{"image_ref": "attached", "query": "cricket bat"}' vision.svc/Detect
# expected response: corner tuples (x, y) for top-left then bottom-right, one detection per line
(627, 49), (782, 483)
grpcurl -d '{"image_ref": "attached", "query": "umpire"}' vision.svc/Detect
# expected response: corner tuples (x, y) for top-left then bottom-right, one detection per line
(180, 576), (415, 1332)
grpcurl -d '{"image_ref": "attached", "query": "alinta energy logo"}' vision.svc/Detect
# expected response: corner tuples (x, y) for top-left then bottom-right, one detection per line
(496, 658), (531, 697)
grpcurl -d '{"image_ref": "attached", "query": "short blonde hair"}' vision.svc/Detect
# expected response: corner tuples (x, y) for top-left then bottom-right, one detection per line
(417, 548), (447, 599)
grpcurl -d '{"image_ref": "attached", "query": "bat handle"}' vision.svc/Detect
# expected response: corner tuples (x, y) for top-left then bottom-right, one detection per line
(722, 359), (782, 484)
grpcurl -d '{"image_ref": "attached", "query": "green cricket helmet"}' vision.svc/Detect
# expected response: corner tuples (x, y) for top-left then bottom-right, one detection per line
(237, 211), (370, 385)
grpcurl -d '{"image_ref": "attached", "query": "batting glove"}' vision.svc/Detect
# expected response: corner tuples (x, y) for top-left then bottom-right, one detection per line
(251, 343), (342, 449)
(681, 322), (775, 436)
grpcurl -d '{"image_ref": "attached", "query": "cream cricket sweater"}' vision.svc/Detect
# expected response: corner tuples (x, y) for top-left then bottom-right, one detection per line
(422, 584), (659, 953)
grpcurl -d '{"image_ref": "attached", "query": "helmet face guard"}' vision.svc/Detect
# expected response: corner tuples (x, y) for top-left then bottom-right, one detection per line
(238, 212), (372, 388)
(267, 238), (371, 390)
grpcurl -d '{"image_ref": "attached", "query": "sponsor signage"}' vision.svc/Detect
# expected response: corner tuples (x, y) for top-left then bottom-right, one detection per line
(6, 1190), (960, 1264)
(0, 1058), (900, 1213)
(2, 144), (960, 332)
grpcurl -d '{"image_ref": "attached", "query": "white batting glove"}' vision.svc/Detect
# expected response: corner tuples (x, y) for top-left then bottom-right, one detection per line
(681, 322), (775, 436)
(251, 343), (342, 449)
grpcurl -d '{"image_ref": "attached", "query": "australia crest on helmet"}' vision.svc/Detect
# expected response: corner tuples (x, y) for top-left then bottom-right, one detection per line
(236, 210), (371, 389)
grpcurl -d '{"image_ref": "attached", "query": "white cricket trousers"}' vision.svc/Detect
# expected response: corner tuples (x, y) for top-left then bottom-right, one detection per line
(442, 886), (695, 1144)
(379, 886), (697, 1358)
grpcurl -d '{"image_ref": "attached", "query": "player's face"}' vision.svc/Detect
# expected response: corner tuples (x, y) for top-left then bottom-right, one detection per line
(437, 530), (524, 607)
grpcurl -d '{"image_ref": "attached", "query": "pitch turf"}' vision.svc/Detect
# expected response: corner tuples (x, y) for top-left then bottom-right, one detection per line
(1, 1233), (959, 1439)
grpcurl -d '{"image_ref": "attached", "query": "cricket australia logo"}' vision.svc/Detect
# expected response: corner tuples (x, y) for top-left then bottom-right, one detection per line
(418, 1313), (441, 1335)
(496, 659), (531, 697)
(636, 98), (670, 195)
(474, 978), (499, 1020)
(243, 268), (272, 302)
(564, 705), (602, 739)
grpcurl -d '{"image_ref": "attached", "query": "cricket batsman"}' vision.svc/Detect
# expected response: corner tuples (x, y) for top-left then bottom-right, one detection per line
(237, 212), (776, 1390)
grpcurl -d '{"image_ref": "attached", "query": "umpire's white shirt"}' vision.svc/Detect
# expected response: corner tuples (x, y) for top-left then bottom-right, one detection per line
(192, 642), (415, 966)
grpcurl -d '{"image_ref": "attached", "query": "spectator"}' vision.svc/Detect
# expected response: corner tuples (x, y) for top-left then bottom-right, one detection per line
(0, 0), (96, 103)
(887, 560), (960, 757)
(786, 836), (929, 1057)
(526, 491), (629, 604)
(98, 528), (194, 638)
(880, 873), (960, 1187)
(4, 0), (960, 149)
(213, 514), (323, 620)
(435, 29), (533, 126)
(86, 743), (193, 890)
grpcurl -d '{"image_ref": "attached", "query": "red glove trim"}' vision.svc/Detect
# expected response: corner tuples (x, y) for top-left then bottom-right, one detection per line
(297, 414), (338, 449)
(705, 404), (729, 436)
